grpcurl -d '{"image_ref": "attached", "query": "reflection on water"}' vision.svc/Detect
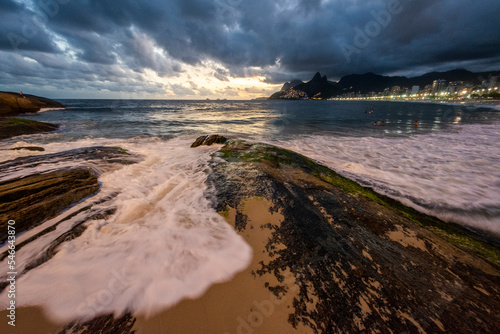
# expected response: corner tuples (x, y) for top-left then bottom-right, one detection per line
(25, 100), (500, 141)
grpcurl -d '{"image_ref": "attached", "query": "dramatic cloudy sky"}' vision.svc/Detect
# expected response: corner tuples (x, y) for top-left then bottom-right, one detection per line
(1, 0), (499, 99)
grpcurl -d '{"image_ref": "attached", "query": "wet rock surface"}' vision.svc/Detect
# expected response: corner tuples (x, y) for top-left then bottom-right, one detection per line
(7, 140), (499, 333)
(208, 140), (500, 333)
(0, 146), (137, 244)
(59, 313), (136, 334)
(0, 146), (136, 170)
(0, 118), (59, 139)
(0, 146), (137, 294)
(190, 134), (228, 147)
(0, 168), (99, 244)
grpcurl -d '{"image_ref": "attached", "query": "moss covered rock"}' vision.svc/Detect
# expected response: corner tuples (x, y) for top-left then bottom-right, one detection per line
(0, 118), (59, 139)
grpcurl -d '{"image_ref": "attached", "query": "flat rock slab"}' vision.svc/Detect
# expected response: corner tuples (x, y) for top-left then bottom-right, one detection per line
(207, 140), (500, 333)
(0, 146), (136, 171)
(0, 146), (137, 244)
(0, 168), (99, 243)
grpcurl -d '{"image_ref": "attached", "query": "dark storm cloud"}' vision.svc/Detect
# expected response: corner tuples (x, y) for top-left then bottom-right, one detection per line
(0, 0), (499, 96)
(0, 0), (59, 52)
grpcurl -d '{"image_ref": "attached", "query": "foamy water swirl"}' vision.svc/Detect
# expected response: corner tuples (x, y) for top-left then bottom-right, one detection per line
(0, 137), (252, 321)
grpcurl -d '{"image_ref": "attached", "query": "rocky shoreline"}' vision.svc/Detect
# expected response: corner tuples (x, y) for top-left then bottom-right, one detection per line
(0, 136), (499, 333)
(0, 146), (138, 299)
(0, 147), (136, 245)
(207, 139), (500, 333)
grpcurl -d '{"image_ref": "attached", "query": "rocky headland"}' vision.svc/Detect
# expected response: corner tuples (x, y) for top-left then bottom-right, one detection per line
(0, 91), (64, 116)
(269, 72), (341, 100)
(0, 92), (63, 139)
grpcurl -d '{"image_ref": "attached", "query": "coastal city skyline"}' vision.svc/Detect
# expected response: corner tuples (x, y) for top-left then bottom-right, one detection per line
(1, 0), (500, 99)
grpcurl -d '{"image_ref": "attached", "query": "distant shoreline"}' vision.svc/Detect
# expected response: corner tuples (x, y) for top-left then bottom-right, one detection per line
(329, 98), (500, 108)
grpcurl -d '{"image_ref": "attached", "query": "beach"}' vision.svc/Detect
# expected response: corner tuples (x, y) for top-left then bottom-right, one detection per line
(1, 100), (500, 333)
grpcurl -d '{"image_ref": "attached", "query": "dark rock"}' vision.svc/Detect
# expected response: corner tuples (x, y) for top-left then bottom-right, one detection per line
(0, 168), (100, 244)
(59, 313), (136, 334)
(0, 91), (65, 116)
(0, 118), (59, 139)
(9, 146), (45, 151)
(190, 134), (228, 148)
(293, 72), (341, 99)
(268, 90), (288, 100)
(0, 146), (137, 170)
(209, 140), (500, 333)
(281, 79), (304, 91)
(0, 146), (138, 244)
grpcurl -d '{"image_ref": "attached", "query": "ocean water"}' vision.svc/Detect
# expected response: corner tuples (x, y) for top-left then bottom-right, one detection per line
(1, 100), (499, 321)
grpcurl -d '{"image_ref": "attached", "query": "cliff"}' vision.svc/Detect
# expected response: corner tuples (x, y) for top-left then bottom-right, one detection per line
(281, 79), (304, 91)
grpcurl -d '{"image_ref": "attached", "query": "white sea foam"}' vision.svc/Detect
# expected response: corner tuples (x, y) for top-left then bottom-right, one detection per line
(38, 107), (66, 113)
(273, 123), (500, 234)
(0, 137), (252, 321)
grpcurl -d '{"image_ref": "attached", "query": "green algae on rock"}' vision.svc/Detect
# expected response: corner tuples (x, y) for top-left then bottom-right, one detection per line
(0, 118), (59, 139)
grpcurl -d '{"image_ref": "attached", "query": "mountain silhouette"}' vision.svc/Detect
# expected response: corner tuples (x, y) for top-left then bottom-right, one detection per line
(269, 69), (500, 99)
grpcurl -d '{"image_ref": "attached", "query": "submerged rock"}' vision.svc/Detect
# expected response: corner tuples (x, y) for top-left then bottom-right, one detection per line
(0, 118), (59, 139)
(207, 140), (500, 333)
(190, 134), (227, 147)
(0, 146), (136, 170)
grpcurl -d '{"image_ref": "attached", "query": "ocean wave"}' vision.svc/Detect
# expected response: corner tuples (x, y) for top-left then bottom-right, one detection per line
(272, 122), (500, 234)
(38, 107), (66, 113)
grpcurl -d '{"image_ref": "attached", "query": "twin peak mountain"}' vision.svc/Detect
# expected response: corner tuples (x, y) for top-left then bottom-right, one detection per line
(269, 72), (340, 100)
